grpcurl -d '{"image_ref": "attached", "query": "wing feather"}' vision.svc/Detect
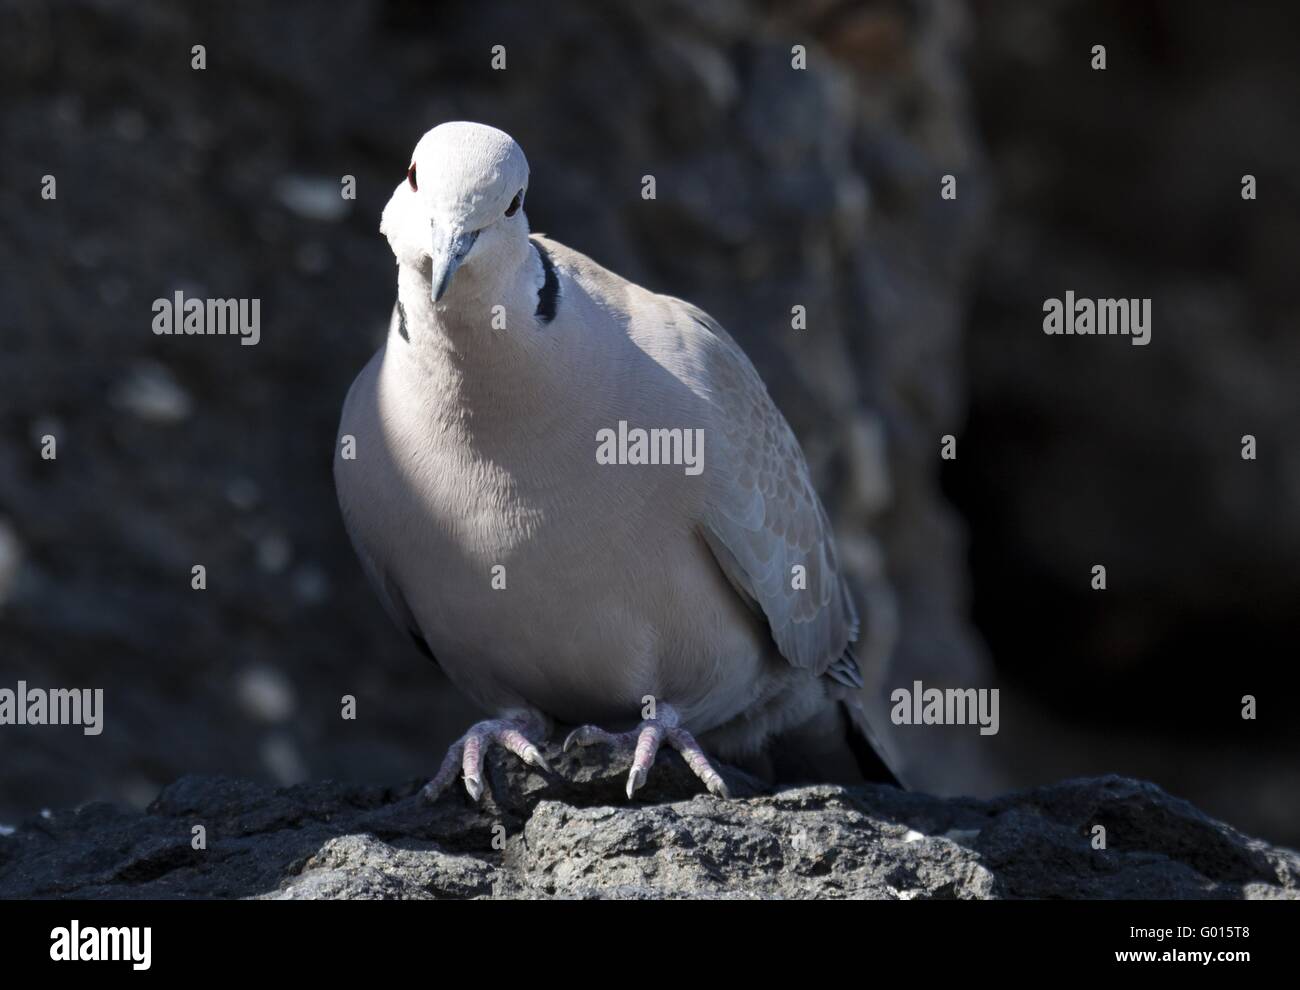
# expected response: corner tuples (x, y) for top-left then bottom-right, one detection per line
(673, 301), (860, 676)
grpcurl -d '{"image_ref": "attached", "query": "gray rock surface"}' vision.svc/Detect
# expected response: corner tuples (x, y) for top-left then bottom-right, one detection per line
(2, 750), (1295, 899)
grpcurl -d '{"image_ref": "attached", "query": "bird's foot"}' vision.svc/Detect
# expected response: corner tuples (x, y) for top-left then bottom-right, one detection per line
(562, 705), (730, 799)
(422, 710), (551, 803)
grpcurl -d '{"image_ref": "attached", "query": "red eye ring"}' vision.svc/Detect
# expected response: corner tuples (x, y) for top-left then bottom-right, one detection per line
(407, 163), (418, 191)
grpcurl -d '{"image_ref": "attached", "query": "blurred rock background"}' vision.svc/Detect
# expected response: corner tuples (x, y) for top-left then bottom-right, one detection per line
(0, 0), (1294, 844)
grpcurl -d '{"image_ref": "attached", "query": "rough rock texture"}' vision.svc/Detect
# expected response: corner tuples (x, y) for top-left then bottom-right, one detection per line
(1, 750), (1295, 900)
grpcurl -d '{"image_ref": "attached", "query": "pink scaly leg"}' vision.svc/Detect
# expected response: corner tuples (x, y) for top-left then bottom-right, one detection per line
(563, 704), (730, 800)
(422, 709), (551, 803)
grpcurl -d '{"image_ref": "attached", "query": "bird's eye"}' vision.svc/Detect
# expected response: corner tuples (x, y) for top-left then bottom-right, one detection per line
(504, 190), (522, 217)
(407, 163), (418, 191)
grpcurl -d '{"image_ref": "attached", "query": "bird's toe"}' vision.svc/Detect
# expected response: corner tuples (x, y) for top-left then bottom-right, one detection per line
(422, 715), (551, 804)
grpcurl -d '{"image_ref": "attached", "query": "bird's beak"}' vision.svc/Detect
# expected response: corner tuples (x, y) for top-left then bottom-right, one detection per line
(430, 224), (479, 302)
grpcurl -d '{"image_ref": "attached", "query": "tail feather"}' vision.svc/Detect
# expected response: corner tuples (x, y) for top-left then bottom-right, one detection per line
(827, 645), (865, 688)
(753, 697), (903, 788)
(840, 699), (903, 788)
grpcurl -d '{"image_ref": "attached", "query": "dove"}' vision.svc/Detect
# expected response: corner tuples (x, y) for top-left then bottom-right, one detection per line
(334, 121), (901, 802)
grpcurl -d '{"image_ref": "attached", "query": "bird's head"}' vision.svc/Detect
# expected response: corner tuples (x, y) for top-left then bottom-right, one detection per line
(381, 121), (530, 303)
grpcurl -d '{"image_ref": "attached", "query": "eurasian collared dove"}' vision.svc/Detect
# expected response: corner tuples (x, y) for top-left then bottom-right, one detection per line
(335, 121), (900, 801)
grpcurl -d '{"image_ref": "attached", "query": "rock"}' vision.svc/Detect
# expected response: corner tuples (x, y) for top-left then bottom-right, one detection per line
(235, 665), (297, 724)
(0, 518), (23, 608)
(0, 750), (1293, 900)
(273, 175), (352, 223)
(108, 360), (193, 423)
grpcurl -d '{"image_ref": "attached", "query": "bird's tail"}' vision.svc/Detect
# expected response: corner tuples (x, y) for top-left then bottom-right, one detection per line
(839, 697), (903, 788)
(759, 696), (904, 789)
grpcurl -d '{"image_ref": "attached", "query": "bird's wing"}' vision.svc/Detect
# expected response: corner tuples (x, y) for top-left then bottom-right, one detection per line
(670, 299), (860, 678)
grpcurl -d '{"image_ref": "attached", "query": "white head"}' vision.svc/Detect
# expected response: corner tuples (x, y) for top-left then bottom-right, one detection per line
(380, 121), (530, 302)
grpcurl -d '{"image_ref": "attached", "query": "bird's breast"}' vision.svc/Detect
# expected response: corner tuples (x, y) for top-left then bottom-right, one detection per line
(337, 341), (768, 729)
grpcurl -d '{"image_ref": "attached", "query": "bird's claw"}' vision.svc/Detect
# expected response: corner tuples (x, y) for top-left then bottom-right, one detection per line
(565, 709), (730, 800)
(626, 765), (649, 799)
(562, 724), (612, 753)
(422, 714), (550, 803)
(521, 744), (551, 772)
(463, 774), (483, 802)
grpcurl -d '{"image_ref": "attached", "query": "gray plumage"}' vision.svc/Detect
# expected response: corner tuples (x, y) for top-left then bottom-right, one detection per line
(335, 122), (898, 798)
